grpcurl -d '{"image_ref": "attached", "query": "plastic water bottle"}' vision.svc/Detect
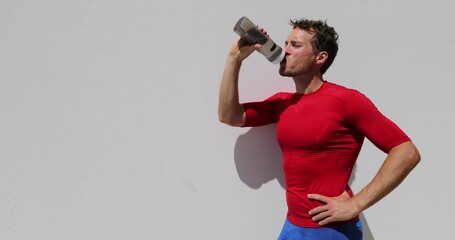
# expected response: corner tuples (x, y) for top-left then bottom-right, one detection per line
(233, 16), (285, 64)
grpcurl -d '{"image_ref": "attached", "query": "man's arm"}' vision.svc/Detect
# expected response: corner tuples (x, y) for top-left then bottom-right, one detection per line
(308, 141), (421, 225)
(218, 37), (262, 127)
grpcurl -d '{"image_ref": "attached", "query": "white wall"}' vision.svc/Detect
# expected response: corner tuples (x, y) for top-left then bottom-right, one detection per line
(1, 0), (453, 239)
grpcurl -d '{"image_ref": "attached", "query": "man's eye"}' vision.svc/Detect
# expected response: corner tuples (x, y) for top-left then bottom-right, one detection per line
(285, 42), (302, 48)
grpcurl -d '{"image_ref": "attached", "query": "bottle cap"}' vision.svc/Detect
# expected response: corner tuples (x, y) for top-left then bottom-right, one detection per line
(271, 50), (285, 64)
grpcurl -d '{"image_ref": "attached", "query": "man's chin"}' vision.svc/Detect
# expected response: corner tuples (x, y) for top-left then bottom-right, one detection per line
(279, 69), (293, 77)
(279, 67), (286, 76)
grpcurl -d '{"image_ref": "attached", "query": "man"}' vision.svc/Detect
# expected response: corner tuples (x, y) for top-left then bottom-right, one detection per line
(218, 18), (420, 240)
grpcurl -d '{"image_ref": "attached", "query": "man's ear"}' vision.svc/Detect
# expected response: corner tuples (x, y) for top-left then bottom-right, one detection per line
(316, 51), (328, 65)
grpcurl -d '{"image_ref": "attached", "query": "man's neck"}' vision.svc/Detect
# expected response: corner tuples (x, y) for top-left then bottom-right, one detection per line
(293, 73), (325, 95)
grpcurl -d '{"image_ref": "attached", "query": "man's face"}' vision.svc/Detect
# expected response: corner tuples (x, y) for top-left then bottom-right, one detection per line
(279, 28), (318, 77)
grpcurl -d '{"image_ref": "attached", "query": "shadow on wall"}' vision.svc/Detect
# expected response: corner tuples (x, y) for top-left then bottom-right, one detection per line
(234, 125), (375, 239)
(360, 214), (375, 240)
(234, 125), (285, 189)
(350, 166), (375, 240)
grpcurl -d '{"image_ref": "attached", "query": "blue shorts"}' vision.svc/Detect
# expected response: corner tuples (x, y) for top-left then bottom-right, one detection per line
(278, 219), (363, 240)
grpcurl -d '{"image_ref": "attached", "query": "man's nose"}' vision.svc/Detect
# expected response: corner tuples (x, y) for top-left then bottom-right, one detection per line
(284, 44), (291, 54)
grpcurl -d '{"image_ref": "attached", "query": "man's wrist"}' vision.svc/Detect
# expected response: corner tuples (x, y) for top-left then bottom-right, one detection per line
(227, 53), (243, 66)
(350, 195), (366, 215)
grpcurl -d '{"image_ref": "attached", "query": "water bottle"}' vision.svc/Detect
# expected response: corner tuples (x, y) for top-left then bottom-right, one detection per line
(233, 16), (285, 64)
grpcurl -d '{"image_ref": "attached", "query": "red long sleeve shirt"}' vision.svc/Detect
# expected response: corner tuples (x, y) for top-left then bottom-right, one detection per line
(242, 81), (410, 227)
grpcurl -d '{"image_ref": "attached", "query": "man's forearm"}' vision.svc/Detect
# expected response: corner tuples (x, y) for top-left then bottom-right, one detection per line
(308, 141), (421, 225)
(218, 55), (245, 127)
(352, 141), (421, 213)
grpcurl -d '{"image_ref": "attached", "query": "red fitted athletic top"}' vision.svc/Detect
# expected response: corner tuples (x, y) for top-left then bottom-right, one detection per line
(242, 81), (410, 227)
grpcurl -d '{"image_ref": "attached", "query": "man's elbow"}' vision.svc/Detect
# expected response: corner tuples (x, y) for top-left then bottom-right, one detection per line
(406, 142), (421, 169)
(218, 113), (244, 127)
(411, 145), (421, 166)
(391, 141), (421, 171)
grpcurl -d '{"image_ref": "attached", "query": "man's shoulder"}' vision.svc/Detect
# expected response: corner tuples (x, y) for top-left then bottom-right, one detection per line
(325, 81), (356, 91)
(324, 81), (363, 96)
(324, 82), (375, 109)
(266, 92), (295, 100)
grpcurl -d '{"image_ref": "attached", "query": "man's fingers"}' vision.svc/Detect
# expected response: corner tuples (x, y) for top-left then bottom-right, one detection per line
(318, 217), (334, 226)
(311, 210), (331, 222)
(308, 205), (328, 216)
(254, 44), (262, 50)
(308, 192), (357, 226)
(308, 193), (330, 203)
